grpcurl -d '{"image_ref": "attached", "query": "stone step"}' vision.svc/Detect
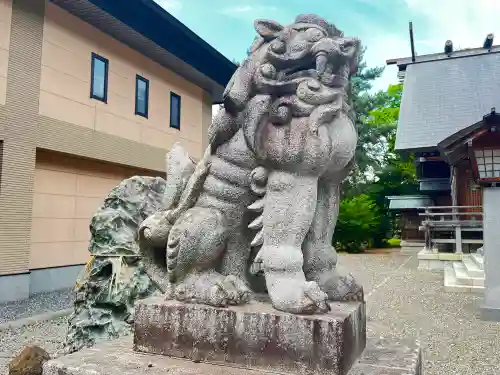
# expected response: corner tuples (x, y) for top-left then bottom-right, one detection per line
(452, 262), (484, 287)
(470, 253), (484, 270)
(462, 257), (485, 278)
(444, 265), (484, 294)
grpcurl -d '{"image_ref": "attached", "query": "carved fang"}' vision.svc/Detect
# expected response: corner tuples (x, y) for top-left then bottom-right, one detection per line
(250, 248), (264, 275)
(251, 229), (264, 247)
(254, 248), (263, 263)
(248, 197), (265, 212)
(248, 215), (263, 230)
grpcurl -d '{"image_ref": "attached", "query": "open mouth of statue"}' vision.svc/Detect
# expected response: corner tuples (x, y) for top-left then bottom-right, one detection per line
(277, 58), (319, 81)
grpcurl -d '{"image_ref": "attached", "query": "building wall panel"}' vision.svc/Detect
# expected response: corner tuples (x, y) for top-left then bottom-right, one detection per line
(40, 3), (205, 159)
(0, 0), (12, 105)
(0, 0), (45, 276)
(29, 150), (159, 270)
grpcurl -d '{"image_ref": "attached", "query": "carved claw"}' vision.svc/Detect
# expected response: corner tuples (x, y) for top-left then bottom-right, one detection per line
(216, 275), (252, 305)
(165, 273), (251, 307)
(303, 281), (330, 313)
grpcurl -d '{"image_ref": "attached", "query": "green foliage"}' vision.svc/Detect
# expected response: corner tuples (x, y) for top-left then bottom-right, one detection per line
(339, 73), (419, 250)
(334, 195), (382, 253)
(387, 238), (401, 247)
(346, 46), (391, 188)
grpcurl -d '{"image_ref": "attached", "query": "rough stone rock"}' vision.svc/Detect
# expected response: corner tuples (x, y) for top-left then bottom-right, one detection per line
(9, 346), (50, 375)
(64, 176), (166, 354)
(133, 297), (366, 375)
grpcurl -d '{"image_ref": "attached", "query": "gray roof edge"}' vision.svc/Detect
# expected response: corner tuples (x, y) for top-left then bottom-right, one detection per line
(389, 45), (500, 67)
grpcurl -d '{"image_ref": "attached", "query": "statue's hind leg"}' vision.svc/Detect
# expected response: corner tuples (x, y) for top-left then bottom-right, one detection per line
(165, 206), (250, 306)
(302, 178), (363, 302)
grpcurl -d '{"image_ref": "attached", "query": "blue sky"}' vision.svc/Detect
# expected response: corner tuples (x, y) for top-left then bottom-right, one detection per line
(154, 0), (500, 91)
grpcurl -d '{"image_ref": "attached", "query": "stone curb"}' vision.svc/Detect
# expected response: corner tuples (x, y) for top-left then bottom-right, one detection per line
(0, 308), (73, 332)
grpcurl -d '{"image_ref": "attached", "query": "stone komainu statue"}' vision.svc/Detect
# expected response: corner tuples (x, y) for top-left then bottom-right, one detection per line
(139, 14), (363, 314)
(66, 13), (363, 353)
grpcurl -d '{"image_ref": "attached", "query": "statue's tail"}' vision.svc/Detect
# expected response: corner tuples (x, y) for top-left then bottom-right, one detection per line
(137, 144), (211, 292)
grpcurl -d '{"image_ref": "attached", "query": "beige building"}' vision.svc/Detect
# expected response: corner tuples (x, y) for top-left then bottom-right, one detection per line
(0, 0), (236, 302)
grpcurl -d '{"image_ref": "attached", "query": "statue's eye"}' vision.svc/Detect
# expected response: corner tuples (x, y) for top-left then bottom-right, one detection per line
(305, 28), (324, 42)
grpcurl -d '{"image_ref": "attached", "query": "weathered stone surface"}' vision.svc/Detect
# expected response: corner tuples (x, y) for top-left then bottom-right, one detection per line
(9, 346), (50, 375)
(42, 337), (421, 375)
(64, 176), (166, 354)
(133, 297), (366, 375)
(136, 13), (363, 315)
(349, 338), (422, 375)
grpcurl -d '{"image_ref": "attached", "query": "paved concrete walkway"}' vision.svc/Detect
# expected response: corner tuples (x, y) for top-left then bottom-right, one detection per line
(339, 251), (500, 375)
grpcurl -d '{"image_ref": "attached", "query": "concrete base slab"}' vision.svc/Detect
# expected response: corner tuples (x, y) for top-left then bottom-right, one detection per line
(400, 241), (425, 254)
(42, 337), (422, 375)
(417, 249), (465, 271)
(134, 297), (366, 375)
(480, 304), (500, 321)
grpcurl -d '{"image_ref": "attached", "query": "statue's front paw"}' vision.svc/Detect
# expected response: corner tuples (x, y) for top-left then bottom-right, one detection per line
(267, 274), (330, 314)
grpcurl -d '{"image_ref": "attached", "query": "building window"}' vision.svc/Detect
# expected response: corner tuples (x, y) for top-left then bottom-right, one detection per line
(135, 75), (149, 118)
(90, 53), (109, 102)
(170, 92), (181, 129)
(475, 149), (500, 178)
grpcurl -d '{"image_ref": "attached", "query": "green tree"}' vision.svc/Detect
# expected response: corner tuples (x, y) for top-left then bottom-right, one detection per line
(335, 83), (419, 250)
(334, 195), (382, 253)
(346, 46), (392, 191)
(360, 84), (418, 246)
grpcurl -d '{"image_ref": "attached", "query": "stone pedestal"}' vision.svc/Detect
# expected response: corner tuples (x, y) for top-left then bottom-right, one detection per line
(134, 297), (366, 375)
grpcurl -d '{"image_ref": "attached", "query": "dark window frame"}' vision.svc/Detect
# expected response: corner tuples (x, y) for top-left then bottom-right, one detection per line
(90, 52), (109, 103)
(135, 75), (149, 118)
(170, 92), (181, 130)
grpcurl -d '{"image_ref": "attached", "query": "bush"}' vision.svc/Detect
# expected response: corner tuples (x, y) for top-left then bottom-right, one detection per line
(334, 195), (381, 253)
(387, 237), (401, 247)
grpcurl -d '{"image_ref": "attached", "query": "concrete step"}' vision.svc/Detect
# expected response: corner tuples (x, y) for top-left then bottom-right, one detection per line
(452, 261), (484, 287)
(470, 253), (484, 270)
(444, 264), (484, 294)
(462, 257), (485, 278)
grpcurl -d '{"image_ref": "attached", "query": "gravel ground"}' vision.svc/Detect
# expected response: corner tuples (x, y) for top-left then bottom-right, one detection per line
(1, 252), (500, 375)
(340, 251), (500, 375)
(0, 288), (73, 324)
(0, 316), (68, 374)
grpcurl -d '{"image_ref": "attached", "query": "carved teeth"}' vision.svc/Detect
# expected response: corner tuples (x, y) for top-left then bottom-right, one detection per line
(248, 215), (263, 230)
(251, 229), (264, 247)
(248, 197), (265, 212)
(250, 262), (263, 275)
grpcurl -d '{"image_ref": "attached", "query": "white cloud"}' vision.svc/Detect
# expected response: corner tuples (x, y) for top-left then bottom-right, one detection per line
(405, 0), (500, 50)
(365, 0), (500, 91)
(218, 4), (278, 19)
(154, 0), (182, 13)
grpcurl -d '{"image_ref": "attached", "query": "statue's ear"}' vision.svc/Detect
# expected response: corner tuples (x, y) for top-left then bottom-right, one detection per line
(254, 19), (283, 40)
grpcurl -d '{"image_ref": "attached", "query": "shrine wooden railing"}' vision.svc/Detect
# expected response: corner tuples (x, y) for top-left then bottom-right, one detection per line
(418, 206), (483, 253)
